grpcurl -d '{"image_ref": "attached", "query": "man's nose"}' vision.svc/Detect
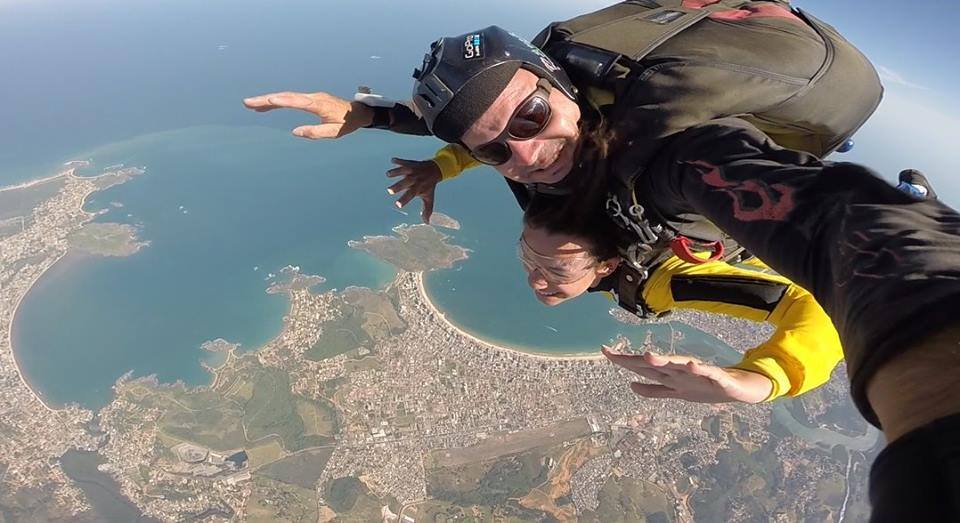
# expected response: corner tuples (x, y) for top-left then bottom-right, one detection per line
(509, 140), (539, 168)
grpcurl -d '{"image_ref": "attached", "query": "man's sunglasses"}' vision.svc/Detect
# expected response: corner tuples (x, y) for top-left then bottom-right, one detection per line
(468, 78), (553, 166)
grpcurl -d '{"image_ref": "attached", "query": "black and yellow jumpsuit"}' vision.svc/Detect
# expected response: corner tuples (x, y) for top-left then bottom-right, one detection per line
(431, 144), (842, 401)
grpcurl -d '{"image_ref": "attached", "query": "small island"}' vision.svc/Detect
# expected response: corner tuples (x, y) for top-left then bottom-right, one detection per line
(429, 212), (461, 230)
(266, 265), (326, 294)
(200, 338), (240, 354)
(68, 222), (150, 257)
(347, 223), (469, 272)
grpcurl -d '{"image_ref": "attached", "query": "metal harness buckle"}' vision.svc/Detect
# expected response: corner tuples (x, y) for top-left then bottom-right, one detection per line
(605, 193), (672, 318)
(605, 192), (667, 273)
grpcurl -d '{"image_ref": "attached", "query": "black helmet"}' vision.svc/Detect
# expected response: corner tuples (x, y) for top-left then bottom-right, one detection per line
(412, 26), (577, 143)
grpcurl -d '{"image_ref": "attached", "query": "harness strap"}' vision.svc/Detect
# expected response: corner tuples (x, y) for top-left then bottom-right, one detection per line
(670, 236), (725, 264)
(617, 264), (651, 317)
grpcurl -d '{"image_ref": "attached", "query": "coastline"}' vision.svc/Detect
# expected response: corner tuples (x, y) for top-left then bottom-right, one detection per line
(0, 172), (67, 193)
(416, 272), (602, 362)
(8, 164), (595, 414)
(6, 168), (114, 412)
(7, 250), (73, 413)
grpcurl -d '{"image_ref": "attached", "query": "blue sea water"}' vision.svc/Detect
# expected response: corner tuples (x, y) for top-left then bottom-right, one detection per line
(3, 0), (667, 409)
(14, 121), (708, 409)
(3, 0), (770, 409)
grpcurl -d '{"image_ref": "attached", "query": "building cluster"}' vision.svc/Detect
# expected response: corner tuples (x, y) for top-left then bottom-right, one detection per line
(1, 169), (869, 521)
(0, 166), (132, 515)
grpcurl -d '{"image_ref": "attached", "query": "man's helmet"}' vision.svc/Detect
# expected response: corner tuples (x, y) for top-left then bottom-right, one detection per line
(412, 26), (577, 143)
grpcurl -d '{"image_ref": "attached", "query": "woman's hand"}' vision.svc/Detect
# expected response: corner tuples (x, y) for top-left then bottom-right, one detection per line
(602, 344), (773, 404)
(386, 158), (442, 223)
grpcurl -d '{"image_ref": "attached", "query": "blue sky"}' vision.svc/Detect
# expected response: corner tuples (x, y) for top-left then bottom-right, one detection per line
(791, 0), (960, 203)
(551, 0), (960, 203)
(1, 0), (956, 201)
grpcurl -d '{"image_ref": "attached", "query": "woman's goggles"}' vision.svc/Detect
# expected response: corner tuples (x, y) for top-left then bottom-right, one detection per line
(517, 236), (596, 284)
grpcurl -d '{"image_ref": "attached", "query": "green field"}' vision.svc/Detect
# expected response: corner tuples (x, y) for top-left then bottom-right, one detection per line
(305, 288), (406, 361)
(245, 440), (286, 468)
(323, 476), (399, 522)
(259, 448), (335, 490)
(119, 355), (332, 454)
(429, 451), (548, 507)
(304, 310), (369, 361)
(413, 499), (552, 523)
(580, 476), (675, 523)
(295, 397), (338, 437)
(343, 286), (406, 337)
(68, 222), (145, 256)
(245, 476), (317, 523)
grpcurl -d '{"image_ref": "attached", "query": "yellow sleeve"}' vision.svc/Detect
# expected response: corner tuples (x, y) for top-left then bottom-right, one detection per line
(640, 256), (843, 401)
(431, 144), (481, 181)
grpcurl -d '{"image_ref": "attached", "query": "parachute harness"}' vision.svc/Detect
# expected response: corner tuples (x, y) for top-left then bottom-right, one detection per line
(605, 192), (727, 318)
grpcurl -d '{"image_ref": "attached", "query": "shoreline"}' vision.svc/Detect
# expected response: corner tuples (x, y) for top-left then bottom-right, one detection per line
(0, 172), (67, 193)
(6, 168), (117, 413)
(7, 250), (72, 413)
(9, 170), (593, 415)
(416, 272), (602, 362)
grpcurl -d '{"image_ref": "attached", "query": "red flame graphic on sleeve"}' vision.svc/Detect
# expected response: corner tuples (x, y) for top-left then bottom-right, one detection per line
(688, 160), (796, 222)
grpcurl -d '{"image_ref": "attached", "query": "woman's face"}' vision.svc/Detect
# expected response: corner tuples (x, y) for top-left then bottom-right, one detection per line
(519, 224), (619, 306)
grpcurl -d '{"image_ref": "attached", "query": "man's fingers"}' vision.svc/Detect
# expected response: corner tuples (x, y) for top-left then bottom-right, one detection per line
(629, 382), (680, 399)
(387, 178), (415, 195)
(244, 92), (314, 112)
(292, 125), (341, 140)
(267, 92), (318, 111)
(242, 94), (279, 110)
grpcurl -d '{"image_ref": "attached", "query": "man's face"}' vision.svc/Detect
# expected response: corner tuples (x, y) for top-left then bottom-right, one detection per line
(461, 69), (581, 184)
(519, 224), (618, 306)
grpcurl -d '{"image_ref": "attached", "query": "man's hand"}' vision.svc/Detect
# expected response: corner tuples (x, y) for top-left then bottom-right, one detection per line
(242, 91), (373, 139)
(386, 158), (442, 223)
(601, 344), (773, 404)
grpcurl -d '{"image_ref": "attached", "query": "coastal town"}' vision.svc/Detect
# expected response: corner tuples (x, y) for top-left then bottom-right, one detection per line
(0, 163), (143, 518)
(0, 164), (878, 522)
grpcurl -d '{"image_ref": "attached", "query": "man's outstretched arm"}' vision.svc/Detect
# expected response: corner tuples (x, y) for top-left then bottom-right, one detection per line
(243, 91), (431, 138)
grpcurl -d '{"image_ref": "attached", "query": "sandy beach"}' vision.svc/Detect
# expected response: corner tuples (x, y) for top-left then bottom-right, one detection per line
(0, 172), (67, 193)
(5, 167), (111, 412)
(415, 272), (603, 362)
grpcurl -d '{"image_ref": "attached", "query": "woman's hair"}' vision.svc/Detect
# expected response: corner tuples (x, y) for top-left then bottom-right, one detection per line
(522, 106), (628, 261)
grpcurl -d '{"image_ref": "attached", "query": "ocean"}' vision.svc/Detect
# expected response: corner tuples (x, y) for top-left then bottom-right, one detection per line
(4, 0), (761, 409)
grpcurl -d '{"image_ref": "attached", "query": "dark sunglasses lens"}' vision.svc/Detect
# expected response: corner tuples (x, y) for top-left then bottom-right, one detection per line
(472, 142), (511, 165)
(508, 96), (551, 138)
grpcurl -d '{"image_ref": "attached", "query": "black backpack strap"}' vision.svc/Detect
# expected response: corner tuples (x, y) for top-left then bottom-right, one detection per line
(617, 264), (651, 317)
(555, 0), (750, 64)
(505, 178), (533, 210)
(613, 247), (676, 318)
